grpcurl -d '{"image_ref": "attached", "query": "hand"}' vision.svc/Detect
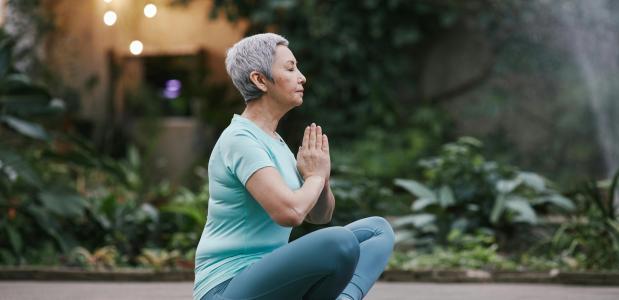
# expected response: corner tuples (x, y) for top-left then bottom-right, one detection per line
(296, 123), (331, 180)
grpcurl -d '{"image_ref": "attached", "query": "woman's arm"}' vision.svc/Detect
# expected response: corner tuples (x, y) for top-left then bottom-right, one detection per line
(246, 123), (331, 227)
(305, 179), (335, 224)
(303, 124), (334, 224)
(246, 168), (325, 227)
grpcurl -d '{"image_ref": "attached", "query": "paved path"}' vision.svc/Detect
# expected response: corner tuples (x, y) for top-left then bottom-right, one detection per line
(1, 281), (619, 300)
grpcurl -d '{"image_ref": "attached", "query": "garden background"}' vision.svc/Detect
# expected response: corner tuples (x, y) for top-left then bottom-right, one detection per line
(1, 0), (618, 276)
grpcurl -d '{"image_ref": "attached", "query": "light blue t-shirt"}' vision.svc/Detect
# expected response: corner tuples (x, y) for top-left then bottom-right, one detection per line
(193, 114), (303, 300)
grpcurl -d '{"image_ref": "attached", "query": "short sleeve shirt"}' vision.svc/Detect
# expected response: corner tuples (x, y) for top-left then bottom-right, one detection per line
(193, 114), (303, 300)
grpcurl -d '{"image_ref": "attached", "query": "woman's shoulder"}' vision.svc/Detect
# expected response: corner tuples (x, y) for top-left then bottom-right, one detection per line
(221, 124), (259, 141)
(217, 125), (263, 150)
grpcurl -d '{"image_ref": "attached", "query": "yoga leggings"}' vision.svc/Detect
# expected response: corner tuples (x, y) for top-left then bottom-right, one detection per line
(200, 216), (395, 300)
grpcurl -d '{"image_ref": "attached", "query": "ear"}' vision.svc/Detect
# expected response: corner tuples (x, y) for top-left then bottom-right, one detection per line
(249, 71), (268, 93)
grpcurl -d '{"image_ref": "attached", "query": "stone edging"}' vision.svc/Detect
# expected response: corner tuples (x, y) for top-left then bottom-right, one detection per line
(0, 267), (192, 281)
(380, 270), (619, 286)
(1, 267), (618, 285)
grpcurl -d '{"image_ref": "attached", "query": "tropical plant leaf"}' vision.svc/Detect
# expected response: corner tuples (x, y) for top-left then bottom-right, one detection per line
(38, 189), (87, 218)
(160, 204), (205, 226)
(0, 145), (43, 188)
(411, 197), (437, 211)
(496, 177), (521, 194)
(391, 213), (436, 229)
(438, 185), (455, 207)
(609, 168), (619, 219)
(6, 224), (22, 254)
(1, 115), (50, 140)
(505, 196), (537, 224)
(534, 194), (574, 211)
(518, 172), (546, 192)
(27, 204), (69, 252)
(490, 194), (507, 224)
(394, 178), (435, 200)
(1, 93), (58, 117)
(0, 74), (33, 92)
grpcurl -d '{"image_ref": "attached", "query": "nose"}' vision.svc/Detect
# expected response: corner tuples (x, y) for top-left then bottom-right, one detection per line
(298, 71), (306, 85)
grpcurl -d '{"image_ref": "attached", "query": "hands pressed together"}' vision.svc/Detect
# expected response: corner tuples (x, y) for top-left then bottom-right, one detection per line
(296, 123), (331, 181)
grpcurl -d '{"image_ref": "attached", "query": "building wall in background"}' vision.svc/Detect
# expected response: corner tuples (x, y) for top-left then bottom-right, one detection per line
(46, 0), (245, 122)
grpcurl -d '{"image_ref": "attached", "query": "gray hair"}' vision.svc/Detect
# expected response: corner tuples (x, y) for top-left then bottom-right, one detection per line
(225, 33), (289, 102)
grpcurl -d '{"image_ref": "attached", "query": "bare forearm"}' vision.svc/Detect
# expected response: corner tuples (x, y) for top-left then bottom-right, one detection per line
(288, 175), (325, 225)
(306, 179), (335, 224)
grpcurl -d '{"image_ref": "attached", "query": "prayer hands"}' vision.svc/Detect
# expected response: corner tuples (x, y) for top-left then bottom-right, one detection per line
(296, 123), (331, 180)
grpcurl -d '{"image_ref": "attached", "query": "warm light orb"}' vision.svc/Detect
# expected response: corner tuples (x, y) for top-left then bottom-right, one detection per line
(103, 11), (117, 26)
(129, 40), (143, 55)
(144, 4), (157, 18)
(103, 0), (113, 3)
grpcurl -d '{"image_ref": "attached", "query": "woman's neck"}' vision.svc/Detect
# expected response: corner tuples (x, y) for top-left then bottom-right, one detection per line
(241, 97), (287, 137)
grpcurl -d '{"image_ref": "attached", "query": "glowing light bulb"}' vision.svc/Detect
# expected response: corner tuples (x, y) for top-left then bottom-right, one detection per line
(103, 11), (117, 26)
(144, 4), (157, 18)
(129, 40), (143, 55)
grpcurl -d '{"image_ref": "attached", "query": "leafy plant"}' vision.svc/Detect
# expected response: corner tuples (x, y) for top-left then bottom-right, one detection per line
(0, 29), (93, 264)
(159, 185), (209, 252)
(331, 106), (451, 180)
(547, 169), (619, 270)
(392, 137), (573, 248)
(87, 193), (160, 263)
(206, 0), (522, 144)
(136, 248), (181, 271)
(68, 246), (120, 270)
(389, 229), (516, 271)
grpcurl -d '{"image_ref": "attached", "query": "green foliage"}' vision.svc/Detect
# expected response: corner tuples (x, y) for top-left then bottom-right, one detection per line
(68, 246), (120, 270)
(392, 137), (573, 248)
(208, 0), (516, 141)
(332, 106), (450, 180)
(329, 176), (405, 226)
(76, 147), (207, 263)
(0, 29), (92, 263)
(136, 248), (181, 271)
(389, 229), (516, 271)
(546, 169), (619, 270)
(159, 185), (209, 252)
(0, 12), (207, 269)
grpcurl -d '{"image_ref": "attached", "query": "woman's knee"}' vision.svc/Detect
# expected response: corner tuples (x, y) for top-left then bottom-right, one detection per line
(317, 227), (360, 266)
(366, 216), (395, 243)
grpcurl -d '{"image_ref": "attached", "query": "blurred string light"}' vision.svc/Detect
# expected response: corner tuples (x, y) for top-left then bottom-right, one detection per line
(103, 10), (117, 26)
(130, 40), (143, 55)
(103, 0), (113, 3)
(144, 3), (157, 18)
(163, 79), (182, 99)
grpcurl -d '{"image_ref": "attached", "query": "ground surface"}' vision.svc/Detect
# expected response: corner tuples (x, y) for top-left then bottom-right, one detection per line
(2, 281), (619, 300)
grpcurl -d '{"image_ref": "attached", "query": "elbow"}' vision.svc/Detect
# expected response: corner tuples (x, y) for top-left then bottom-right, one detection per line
(272, 193), (306, 227)
(273, 211), (304, 227)
(271, 197), (305, 227)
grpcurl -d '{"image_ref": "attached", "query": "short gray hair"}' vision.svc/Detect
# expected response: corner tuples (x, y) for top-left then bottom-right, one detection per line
(225, 33), (289, 102)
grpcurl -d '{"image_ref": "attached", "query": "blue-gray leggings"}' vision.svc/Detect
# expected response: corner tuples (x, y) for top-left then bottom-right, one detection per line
(201, 216), (395, 300)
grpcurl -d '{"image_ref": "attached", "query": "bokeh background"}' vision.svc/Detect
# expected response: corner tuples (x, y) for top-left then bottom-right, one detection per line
(1, 0), (618, 272)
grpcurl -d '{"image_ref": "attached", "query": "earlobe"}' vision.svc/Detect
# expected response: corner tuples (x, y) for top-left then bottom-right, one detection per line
(250, 71), (268, 92)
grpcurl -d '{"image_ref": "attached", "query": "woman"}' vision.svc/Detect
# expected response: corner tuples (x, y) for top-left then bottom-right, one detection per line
(194, 33), (395, 300)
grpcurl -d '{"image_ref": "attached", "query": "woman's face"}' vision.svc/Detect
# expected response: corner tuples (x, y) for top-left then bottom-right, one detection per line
(265, 45), (306, 107)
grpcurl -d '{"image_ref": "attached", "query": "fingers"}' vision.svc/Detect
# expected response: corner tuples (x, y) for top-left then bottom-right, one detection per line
(302, 125), (309, 150)
(302, 123), (328, 153)
(309, 123), (316, 150)
(316, 125), (323, 150)
(322, 134), (329, 153)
